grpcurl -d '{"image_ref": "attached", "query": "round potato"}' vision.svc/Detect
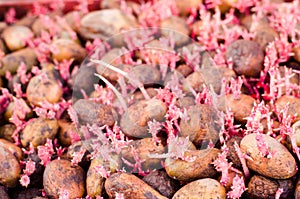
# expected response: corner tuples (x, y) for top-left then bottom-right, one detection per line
(240, 133), (297, 179)
(172, 178), (226, 199)
(43, 159), (85, 199)
(2, 25), (33, 51)
(105, 173), (167, 199)
(0, 124), (16, 142)
(21, 118), (59, 148)
(226, 39), (264, 77)
(0, 145), (21, 187)
(165, 148), (220, 181)
(120, 98), (167, 138)
(57, 120), (78, 146)
(0, 138), (23, 160)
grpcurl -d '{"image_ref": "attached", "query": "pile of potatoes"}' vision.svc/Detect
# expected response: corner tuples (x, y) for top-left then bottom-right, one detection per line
(1, 0), (300, 199)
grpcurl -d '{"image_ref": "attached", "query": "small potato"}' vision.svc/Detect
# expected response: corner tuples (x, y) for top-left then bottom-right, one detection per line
(79, 9), (137, 41)
(0, 139), (23, 160)
(57, 120), (78, 146)
(218, 94), (255, 123)
(0, 48), (37, 76)
(105, 173), (167, 199)
(165, 148), (220, 182)
(26, 71), (63, 106)
(240, 133), (297, 179)
(176, 64), (193, 77)
(172, 178), (226, 199)
(0, 124), (16, 142)
(246, 175), (278, 199)
(73, 99), (118, 126)
(182, 71), (205, 93)
(120, 99), (167, 138)
(0, 145), (21, 187)
(2, 25), (33, 51)
(142, 170), (180, 198)
(160, 16), (190, 46)
(253, 24), (279, 50)
(226, 39), (264, 77)
(129, 64), (161, 86)
(226, 136), (242, 169)
(43, 159), (85, 199)
(276, 95), (300, 123)
(121, 138), (166, 171)
(51, 39), (86, 62)
(21, 118), (59, 148)
(179, 104), (220, 146)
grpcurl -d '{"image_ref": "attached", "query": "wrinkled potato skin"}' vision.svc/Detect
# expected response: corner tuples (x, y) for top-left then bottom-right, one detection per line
(0, 139), (23, 160)
(0, 145), (21, 187)
(172, 178), (226, 199)
(240, 134), (297, 179)
(0, 48), (37, 76)
(121, 138), (166, 171)
(120, 99), (167, 138)
(165, 148), (220, 182)
(105, 173), (167, 199)
(21, 118), (59, 148)
(43, 159), (85, 199)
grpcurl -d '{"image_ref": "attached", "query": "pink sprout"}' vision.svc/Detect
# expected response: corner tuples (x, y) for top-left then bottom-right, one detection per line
(148, 120), (162, 144)
(115, 192), (125, 199)
(58, 189), (70, 199)
(227, 174), (247, 199)
(54, 59), (74, 81)
(213, 144), (232, 185)
(275, 188), (283, 199)
(37, 139), (55, 166)
(234, 141), (251, 179)
(23, 159), (36, 176)
(17, 62), (31, 84)
(94, 165), (111, 178)
(5, 8), (16, 24)
(71, 149), (86, 165)
(34, 100), (71, 120)
(31, 3), (49, 16)
(19, 175), (30, 188)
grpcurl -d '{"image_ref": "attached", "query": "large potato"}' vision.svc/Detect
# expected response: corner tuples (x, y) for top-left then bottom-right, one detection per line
(0, 145), (21, 187)
(120, 98), (167, 138)
(165, 148), (220, 181)
(121, 138), (166, 171)
(172, 178), (226, 199)
(2, 25), (33, 51)
(21, 118), (59, 148)
(179, 104), (220, 146)
(240, 133), (297, 179)
(43, 159), (85, 199)
(0, 48), (37, 76)
(73, 99), (118, 126)
(105, 173), (167, 199)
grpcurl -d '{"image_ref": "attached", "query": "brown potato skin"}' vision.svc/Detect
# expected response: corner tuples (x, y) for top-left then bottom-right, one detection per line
(2, 25), (33, 51)
(51, 39), (87, 62)
(43, 159), (85, 199)
(0, 145), (21, 187)
(246, 175), (278, 199)
(73, 99), (118, 126)
(0, 124), (16, 142)
(86, 158), (106, 198)
(105, 173), (167, 199)
(165, 148), (220, 182)
(0, 48), (37, 76)
(21, 118), (59, 148)
(57, 120), (78, 146)
(120, 99), (167, 138)
(172, 178), (226, 199)
(226, 39), (264, 77)
(175, 0), (202, 16)
(179, 104), (220, 146)
(240, 133), (297, 179)
(182, 71), (206, 93)
(275, 95), (300, 123)
(0, 138), (23, 160)
(128, 64), (161, 86)
(121, 138), (166, 171)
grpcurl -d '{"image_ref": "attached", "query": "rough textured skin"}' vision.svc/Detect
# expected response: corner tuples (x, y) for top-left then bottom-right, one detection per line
(121, 138), (166, 171)
(26, 71), (63, 106)
(172, 178), (226, 199)
(2, 25), (33, 51)
(0, 48), (37, 76)
(21, 118), (59, 148)
(246, 175), (278, 199)
(142, 170), (180, 198)
(0, 145), (21, 187)
(120, 99), (167, 138)
(0, 138), (23, 160)
(179, 104), (220, 146)
(105, 173), (167, 199)
(51, 39), (87, 62)
(165, 148), (220, 182)
(240, 134), (297, 179)
(226, 136), (242, 169)
(43, 159), (86, 199)
(73, 99), (118, 126)
(275, 95), (300, 123)
(226, 39), (264, 77)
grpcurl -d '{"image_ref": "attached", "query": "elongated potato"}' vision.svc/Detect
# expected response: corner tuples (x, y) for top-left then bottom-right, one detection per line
(105, 173), (167, 199)
(172, 178), (226, 199)
(165, 148), (220, 181)
(240, 133), (297, 179)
